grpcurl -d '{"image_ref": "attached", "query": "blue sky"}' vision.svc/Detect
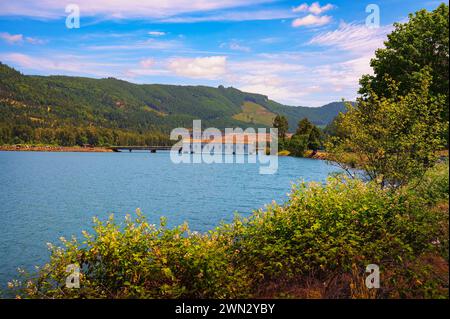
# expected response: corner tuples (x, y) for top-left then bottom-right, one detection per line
(0, 0), (447, 106)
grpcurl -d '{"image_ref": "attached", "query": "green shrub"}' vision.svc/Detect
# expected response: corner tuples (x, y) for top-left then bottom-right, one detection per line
(9, 164), (448, 298)
(287, 134), (308, 157)
(11, 213), (250, 299)
(229, 176), (445, 283)
(404, 160), (449, 205)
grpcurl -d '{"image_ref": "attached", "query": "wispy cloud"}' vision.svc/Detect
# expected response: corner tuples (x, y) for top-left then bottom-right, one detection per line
(0, 53), (122, 77)
(160, 9), (296, 23)
(309, 22), (393, 55)
(258, 37), (283, 44)
(0, 32), (46, 45)
(148, 31), (166, 37)
(24, 37), (46, 45)
(220, 41), (251, 52)
(292, 14), (332, 27)
(0, 32), (23, 43)
(140, 58), (155, 68)
(0, 0), (274, 19)
(86, 39), (182, 51)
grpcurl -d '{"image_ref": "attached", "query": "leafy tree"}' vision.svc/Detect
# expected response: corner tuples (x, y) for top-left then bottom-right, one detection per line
(287, 134), (307, 157)
(56, 129), (76, 146)
(324, 113), (347, 139)
(296, 118), (313, 135)
(308, 126), (322, 154)
(75, 130), (88, 146)
(359, 4), (449, 124)
(294, 118), (322, 154)
(327, 71), (446, 188)
(273, 114), (289, 140)
(13, 125), (33, 143)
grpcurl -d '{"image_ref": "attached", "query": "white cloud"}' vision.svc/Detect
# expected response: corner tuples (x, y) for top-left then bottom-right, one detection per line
(309, 22), (393, 55)
(168, 56), (227, 79)
(221, 48), (378, 106)
(292, 14), (331, 27)
(0, 0), (273, 19)
(148, 31), (166, 37)
(292, 4), (309, 13)
(309, 2), (334, 15)
(292, 2), (335, 14)
(223, 57), (326, 105)
(1, 50), (373, 106)
(313, 57), (373, 89)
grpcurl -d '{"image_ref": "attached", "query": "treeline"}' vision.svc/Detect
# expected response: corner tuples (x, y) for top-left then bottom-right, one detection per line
(0, 124), (170, 146)
(273, 115), (324, 157)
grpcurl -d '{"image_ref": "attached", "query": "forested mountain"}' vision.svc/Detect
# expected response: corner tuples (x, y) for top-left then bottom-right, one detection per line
(0, 62), (349, 146)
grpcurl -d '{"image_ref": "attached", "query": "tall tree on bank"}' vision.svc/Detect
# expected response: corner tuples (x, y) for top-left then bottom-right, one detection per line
(296, 118), (313, 136)
(308, 126), (322, 155)
(327, 71), (446, 188)
(297, 118), (322, 150)
(273, 114), (289, 141)
(359, 4), (449, 127)
(327, 5), (449, 188)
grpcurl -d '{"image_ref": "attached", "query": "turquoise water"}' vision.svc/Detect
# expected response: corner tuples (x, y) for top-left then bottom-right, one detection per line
(0, 151), (339, 289)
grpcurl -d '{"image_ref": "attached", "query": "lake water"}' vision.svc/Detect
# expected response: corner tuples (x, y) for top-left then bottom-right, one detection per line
(0, 151), (340, 290)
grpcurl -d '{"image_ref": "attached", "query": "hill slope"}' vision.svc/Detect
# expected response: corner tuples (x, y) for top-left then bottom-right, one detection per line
(0, 62), (349, 145)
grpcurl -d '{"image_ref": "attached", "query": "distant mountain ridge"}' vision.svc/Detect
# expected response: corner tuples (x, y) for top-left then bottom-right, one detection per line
(0, 62), (350, 137)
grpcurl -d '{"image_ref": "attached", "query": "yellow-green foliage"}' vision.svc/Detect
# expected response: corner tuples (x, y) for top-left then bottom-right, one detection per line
(10, 164), (449, 299)
(327, 72), (447, 188)
(277, 150), (291, 156)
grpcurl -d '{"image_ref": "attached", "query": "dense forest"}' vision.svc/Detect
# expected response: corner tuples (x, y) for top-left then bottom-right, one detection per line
(0, 62), (347, 146)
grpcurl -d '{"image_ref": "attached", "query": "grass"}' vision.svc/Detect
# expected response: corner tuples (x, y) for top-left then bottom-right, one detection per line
(232, 101), (276, 126)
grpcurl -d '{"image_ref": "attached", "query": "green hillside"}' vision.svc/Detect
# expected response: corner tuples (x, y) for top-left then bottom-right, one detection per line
(0, 62), (349, 146)
(232, 101), (277, 126)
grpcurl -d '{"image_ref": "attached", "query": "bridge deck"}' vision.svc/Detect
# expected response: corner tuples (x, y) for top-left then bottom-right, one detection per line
(110, 146), (172, 152)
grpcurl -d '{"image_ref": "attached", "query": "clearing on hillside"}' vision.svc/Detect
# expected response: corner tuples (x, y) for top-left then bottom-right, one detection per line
(232, 101), (276, 126)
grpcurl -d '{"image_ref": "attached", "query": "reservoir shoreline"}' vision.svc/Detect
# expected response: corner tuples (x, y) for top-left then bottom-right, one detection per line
(0, 144), (333, 160)
(0, 144), (113, 152)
